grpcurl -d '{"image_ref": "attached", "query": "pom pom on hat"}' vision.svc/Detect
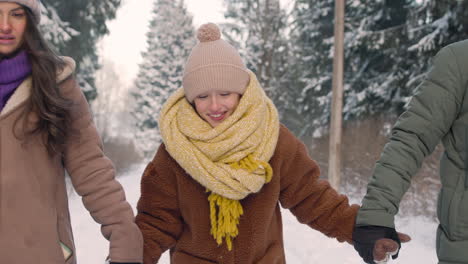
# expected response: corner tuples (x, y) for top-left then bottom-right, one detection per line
(183, 22), (250, 102)
(197, 23), (221, 42)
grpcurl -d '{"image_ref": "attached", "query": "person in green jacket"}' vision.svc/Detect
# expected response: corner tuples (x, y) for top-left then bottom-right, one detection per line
(353, 39), (468, 264)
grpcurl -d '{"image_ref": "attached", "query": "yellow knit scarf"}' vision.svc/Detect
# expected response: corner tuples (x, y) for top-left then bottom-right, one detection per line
(159, 71), (279, 250)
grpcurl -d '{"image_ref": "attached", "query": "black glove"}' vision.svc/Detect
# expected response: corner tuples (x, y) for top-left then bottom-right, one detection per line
(352, 225), (401, 264)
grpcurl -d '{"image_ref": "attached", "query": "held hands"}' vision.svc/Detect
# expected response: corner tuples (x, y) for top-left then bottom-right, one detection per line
(352, 225), (411, 264)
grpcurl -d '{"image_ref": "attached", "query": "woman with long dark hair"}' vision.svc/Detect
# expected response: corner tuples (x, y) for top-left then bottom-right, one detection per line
(0, 1), (142, 263)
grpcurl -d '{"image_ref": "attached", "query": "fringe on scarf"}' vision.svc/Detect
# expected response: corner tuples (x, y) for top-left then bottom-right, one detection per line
(208, 154), (273, 250)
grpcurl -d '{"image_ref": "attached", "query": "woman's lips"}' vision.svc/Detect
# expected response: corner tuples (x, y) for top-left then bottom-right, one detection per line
(0, 36), (15, 45)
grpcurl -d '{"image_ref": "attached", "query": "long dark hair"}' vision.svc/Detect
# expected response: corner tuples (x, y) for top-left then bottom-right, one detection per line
(14, 7), (73, 156)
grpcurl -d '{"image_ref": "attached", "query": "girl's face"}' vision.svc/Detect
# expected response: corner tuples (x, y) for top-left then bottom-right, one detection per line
(0, 2), (27, 56)
(193, 91), (241, 127)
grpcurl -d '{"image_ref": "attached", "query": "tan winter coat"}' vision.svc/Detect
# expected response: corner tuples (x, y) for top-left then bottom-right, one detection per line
(0, 57), (143, 263)
(136, 124), (359, 264)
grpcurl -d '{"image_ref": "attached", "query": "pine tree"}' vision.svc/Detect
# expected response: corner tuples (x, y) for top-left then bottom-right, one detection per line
(341, 0), (410, 121)
(283, 0), (468, 137)
(222, 0), (289, 100)
(41, 0), (121, 101)
(231, 0), (468, 140)
(284, 0), (409, 136)
(281, 0), (335, 136)
(131, 0), (196, 158)
(39, 5), (79, 50)
(404, 0), (468, 90)
(342, 0), (468, 122)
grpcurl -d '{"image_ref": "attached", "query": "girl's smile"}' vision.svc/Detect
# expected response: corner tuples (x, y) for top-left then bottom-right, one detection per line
(193, 91), (241, 127)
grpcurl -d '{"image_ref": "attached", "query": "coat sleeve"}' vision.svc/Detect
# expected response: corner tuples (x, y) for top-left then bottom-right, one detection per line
(135, 144), (183, 264)
(278, 126), (359, 243)
(356, 43), (467, 228)
(61, 77), (143, 263)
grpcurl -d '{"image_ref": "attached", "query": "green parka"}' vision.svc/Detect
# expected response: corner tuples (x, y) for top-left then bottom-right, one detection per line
(356, 40), (468, 264)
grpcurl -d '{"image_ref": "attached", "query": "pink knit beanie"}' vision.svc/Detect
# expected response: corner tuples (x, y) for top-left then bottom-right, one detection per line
(183, 23), (250, 102)
(1, 0), (41, 24)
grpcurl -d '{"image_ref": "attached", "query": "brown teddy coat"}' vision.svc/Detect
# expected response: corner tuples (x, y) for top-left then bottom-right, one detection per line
(136, 124), (358, 264)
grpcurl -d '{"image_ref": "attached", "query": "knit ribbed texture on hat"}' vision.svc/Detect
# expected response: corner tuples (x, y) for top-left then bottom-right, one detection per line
(1, 0), (41, 24)
(183, 23), (249, 102)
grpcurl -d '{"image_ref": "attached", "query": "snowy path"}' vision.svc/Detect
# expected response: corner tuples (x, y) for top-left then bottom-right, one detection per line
(70, 164), (438, 263)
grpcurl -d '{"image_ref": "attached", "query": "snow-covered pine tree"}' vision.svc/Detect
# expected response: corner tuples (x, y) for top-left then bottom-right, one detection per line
(39, 4), (79, 51)
(341, 0), (410, 121)
(41, 0), (121, 101)
(281, 0), (335, 137)
(222, 0), (288, 100)
(283, 0), (411, 137)
(342, 0), (468, 123)
(244, 0), (468, 141)
(132, 0), (196, 158)
(283, 0), (468, 138)
(403, 0), (468, 93)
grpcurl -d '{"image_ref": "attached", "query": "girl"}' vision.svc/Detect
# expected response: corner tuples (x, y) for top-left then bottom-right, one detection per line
(136, 23), (360, 264)
(0, 1), (142, 263)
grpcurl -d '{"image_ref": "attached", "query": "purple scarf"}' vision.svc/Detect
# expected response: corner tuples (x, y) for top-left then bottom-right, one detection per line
(0, 51), (32, 111)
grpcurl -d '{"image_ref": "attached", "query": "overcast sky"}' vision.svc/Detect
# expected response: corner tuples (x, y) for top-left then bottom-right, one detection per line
(99, 0), (225, 87)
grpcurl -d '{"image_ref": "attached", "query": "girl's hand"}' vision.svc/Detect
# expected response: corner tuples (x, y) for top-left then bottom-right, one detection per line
(373, 232), (411, 263)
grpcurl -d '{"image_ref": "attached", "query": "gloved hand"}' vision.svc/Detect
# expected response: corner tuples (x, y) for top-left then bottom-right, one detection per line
(352, 225), (410, 264)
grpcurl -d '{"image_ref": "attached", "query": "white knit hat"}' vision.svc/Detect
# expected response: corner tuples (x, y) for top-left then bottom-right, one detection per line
(1, 0), (41, 24)
(183, 23), (250, 102)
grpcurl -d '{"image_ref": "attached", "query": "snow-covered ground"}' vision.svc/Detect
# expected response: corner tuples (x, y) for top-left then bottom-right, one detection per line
(70, 164), (438, 263)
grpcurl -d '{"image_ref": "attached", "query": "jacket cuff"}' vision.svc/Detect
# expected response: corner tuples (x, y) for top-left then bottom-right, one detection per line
(356, 209), (395, 228)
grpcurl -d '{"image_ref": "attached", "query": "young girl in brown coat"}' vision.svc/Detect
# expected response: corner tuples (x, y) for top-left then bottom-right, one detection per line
(0, 1), (142, 263)
(136, 23), (359, 264)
